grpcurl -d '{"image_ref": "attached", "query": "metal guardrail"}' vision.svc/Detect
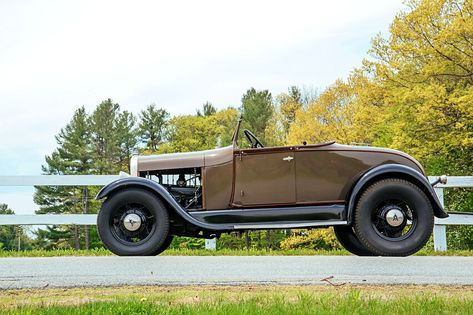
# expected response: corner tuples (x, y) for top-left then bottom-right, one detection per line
(0, 175), (471, 251)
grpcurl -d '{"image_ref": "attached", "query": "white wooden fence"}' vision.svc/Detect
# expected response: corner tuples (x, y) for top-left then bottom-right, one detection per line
(428, 176), (473, 251)
(0, 175), (472, 251)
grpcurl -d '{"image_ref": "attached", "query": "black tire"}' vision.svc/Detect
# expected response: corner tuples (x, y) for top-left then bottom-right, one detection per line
(353, 178), (434, 256)
(333, 225), (376, 256)
(97, 188), (170, 256)
(150, 234), (174, 256)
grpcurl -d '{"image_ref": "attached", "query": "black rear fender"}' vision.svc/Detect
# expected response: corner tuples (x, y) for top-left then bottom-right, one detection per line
(346, 164), (448, 224)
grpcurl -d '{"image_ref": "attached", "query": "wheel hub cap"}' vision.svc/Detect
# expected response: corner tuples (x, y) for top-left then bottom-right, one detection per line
(123, 213), (142, 231)
(385, 208), (404, 227)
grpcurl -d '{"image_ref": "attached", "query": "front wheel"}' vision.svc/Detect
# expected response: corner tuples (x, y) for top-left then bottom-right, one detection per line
(150, 234), (174, 256)
(97, 188), (170, 256)
(353, 178), (434, 256)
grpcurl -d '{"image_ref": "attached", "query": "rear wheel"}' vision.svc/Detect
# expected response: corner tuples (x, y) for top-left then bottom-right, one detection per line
(333, 225), (375, 256)
(353, 178), (434, 256)
(97, 188), (170, 256)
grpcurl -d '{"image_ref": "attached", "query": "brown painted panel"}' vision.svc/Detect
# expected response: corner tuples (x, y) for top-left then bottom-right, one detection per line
(203, 162), (234, 210)
(295, 149), (423, 202)
(233, 151), (296, 206)
(136, 146), (233, 172)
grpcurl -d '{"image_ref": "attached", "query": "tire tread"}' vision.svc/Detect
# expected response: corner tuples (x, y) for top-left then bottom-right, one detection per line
(353, 178), (434, 257)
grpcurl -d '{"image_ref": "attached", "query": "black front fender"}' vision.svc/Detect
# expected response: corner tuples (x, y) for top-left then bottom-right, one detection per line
(96, 177), (233, 231)
(346, 164), (448, 224)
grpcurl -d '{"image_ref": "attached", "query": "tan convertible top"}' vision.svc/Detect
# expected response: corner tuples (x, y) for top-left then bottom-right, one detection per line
(130, 145), (233, 176)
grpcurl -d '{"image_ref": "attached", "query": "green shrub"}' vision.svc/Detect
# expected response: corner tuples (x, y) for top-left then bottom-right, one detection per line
(280, 228), (341, 250)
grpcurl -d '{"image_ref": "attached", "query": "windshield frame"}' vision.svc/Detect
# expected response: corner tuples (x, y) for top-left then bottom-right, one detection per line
(231, 116), (243, 148)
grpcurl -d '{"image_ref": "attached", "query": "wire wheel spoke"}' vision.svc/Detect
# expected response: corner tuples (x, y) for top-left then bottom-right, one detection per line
(110, 203), (155, 245)
(372, 199), (416, 241)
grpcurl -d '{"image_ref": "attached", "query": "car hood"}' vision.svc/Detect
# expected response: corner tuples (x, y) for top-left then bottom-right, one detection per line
(130, 145), (233, 176)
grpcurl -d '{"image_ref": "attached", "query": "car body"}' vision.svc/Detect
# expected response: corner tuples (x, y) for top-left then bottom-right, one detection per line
(96, 119), (448, 256)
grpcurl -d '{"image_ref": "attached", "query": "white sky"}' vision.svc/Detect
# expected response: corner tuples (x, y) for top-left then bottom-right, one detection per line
(0, 0), (404, 214)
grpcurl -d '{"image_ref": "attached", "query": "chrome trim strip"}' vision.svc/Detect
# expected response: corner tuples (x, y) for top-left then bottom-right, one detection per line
(233, 220), (348, 229)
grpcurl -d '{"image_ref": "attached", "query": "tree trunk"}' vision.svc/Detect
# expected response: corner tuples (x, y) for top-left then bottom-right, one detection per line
(17, 226), (21, 251)
(245, 231), (250, 250)
(266, 230), (270, 251)
(83, 187), (90, 250)
(73, 225), (80, 250)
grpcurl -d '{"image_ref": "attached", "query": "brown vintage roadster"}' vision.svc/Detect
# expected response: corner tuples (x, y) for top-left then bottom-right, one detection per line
(96, 118), (448, 256)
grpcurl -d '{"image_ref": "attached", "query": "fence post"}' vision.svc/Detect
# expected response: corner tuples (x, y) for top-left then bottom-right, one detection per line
(205, 238), (216, 250)
(433, 187), (447, 251)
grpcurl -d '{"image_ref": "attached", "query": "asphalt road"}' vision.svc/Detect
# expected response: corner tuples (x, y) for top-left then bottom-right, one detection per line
(1, 256), (473, 289)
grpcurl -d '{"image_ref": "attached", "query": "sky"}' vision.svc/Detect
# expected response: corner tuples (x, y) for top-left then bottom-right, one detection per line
(0, 0), (404, 214)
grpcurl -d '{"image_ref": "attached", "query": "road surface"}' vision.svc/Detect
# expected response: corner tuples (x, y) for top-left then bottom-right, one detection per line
(1, 256), (472, 289)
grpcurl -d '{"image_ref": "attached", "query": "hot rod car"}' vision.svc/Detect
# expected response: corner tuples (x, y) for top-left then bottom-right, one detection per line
(96, 119), (448, 256)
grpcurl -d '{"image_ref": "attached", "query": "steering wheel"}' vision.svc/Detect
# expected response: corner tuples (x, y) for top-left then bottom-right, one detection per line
(243, 129), (264, 148)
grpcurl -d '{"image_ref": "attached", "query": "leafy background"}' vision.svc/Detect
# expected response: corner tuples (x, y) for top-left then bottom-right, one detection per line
(1, 0), (472, 251)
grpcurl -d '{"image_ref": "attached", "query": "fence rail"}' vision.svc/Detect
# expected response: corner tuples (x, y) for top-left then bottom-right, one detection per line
(0, 214), (97, 225)
(0, 175), (122, 186)
(0, 175), (472, 251)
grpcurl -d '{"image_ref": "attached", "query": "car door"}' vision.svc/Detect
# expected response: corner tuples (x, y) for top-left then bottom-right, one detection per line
(294, 143), (359, 204)
(232, 147), (296, 207)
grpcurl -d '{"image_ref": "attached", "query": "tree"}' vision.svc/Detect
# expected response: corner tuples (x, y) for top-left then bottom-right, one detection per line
(89, 99), (121, 174)
(159, 115), (221, 153)
(55, 107), (93, 174)
(288, 80), (361, 145)
(35, 100), (139, 250)
(272, 86), (304, 142)
(139, 104), (169, 151)
(116, 110), (138, 171)
(35, 107), (95, 249)
(157, 107), (239, 153)
(0, 204), (32, 251)
(240, 88), (274, 144)
(363, 0), (473, 174)
(212, 107), (239, 147)
(196, 102), (217, 117)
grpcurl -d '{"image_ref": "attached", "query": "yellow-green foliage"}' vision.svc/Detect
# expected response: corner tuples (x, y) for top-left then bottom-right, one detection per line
(287, 0), (473, 177)
(366, 0), (473, 165)
(287, 76), (383, 146)
(144, 107), (238, 154)
(280, 228), (341, 250)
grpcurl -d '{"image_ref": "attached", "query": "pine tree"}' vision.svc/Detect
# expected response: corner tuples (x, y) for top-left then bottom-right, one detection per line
(196, 102), (217, 117)
(138, 104), (169, 151)
(240, 88), (274, 143)
(34, 107), (94, 249)
(0, 204), (32, 250)
(89, 99), (121, 174)
(116, 110), (138, 172)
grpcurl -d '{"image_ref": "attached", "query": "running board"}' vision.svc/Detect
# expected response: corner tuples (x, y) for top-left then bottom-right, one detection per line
(233, 220), (348, 229)
(188, 204), (347, 230)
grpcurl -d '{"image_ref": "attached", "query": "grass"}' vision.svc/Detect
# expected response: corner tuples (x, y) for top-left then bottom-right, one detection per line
(2, 285), (473, 314)
(2, 247), (473, 257)
(0, 248), (349, 257)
